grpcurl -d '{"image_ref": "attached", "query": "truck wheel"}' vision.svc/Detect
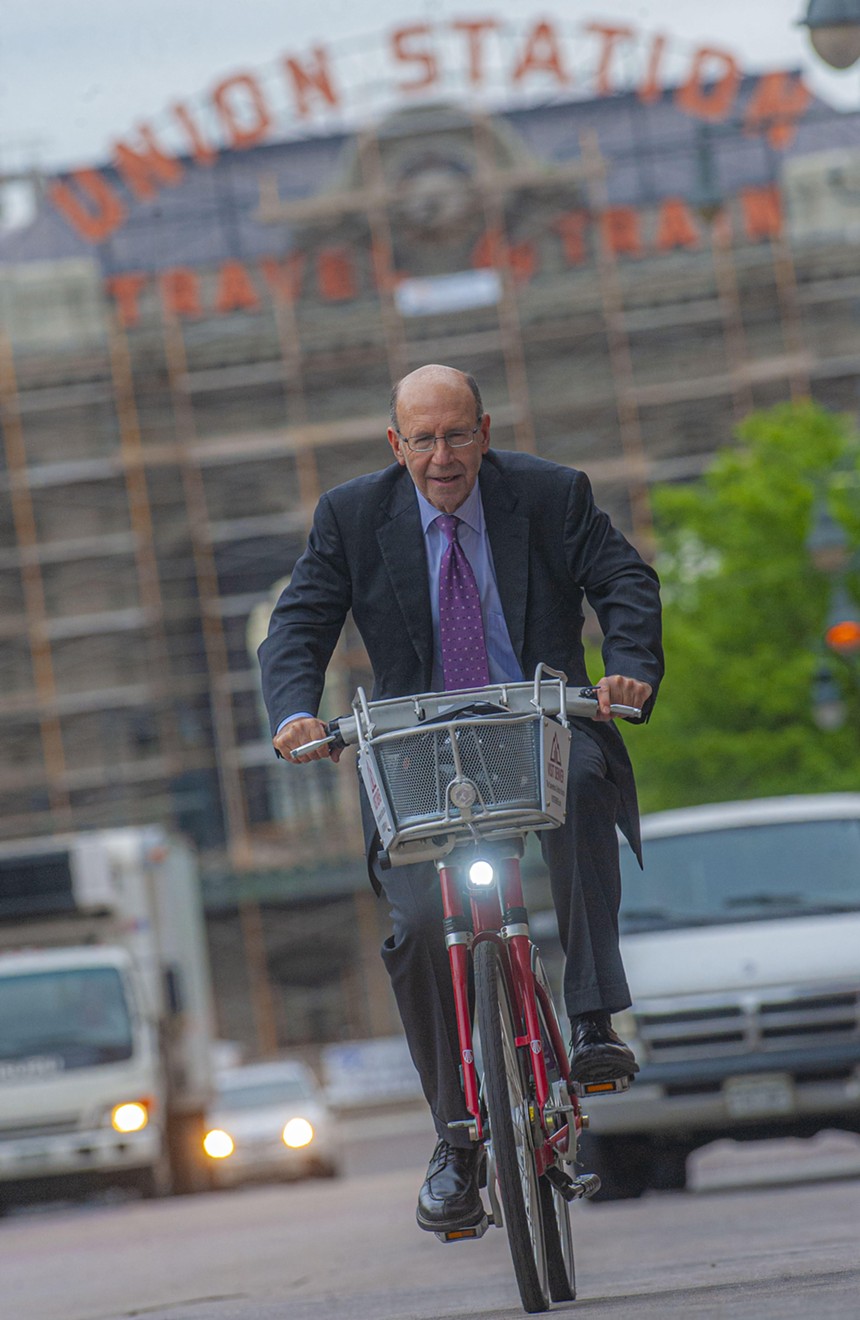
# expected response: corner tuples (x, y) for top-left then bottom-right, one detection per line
(577, 1131), (652, 1202)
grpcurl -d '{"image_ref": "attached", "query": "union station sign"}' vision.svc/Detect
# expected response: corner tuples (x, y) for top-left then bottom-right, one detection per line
(49, 14), (812, 248)
(40, 16), (817, 327)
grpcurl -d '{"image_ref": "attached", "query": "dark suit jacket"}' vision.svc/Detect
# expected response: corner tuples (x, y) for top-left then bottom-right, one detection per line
(259, 449), (663, 859)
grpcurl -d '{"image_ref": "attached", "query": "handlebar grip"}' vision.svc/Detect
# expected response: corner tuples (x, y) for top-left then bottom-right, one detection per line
(288, 720), (346, 761)
(576, 687), (641, 720)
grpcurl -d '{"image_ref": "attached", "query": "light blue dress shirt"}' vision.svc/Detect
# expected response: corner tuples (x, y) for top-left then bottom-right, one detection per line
(277, 479), (523, 733)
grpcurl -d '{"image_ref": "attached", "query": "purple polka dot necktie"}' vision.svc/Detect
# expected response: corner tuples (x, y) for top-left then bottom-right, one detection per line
(436, 514), (490, 690)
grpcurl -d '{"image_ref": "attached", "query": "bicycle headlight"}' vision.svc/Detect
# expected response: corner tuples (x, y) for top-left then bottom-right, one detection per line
(468, 859), (496, 887)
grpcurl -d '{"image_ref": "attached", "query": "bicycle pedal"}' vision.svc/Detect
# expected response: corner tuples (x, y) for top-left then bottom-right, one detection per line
(571, 1173), (602, 1200)
(572, 1075), (632, 1098)
(545, 1166), (602, 1202)
(435, 1213), (491, 1243)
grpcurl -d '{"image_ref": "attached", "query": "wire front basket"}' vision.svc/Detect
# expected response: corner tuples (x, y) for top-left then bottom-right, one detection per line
(355, 679), (572, 866)
(376, 716), (541, 828)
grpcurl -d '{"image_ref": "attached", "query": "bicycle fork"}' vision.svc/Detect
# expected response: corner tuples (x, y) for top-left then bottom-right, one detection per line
(438, 855), (579, 1169)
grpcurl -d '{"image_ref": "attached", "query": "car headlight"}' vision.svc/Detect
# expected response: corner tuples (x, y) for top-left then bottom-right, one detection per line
(203, 1128), (235, 1159)
(283, 1117), (314, 1149)
(111, 1101), (149, 1134)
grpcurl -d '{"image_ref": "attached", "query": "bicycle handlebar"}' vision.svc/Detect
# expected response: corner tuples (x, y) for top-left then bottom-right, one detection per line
(288, 682), (641, 760)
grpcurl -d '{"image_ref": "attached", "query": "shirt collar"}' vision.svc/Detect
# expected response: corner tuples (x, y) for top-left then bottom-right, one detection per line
(415, 480), (485, 536)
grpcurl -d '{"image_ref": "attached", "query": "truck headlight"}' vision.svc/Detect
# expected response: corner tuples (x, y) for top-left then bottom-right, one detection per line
(283, 1118), (314, 1149)
(111, 1102), (149, 1133)
(203, 1128), (235, 1159)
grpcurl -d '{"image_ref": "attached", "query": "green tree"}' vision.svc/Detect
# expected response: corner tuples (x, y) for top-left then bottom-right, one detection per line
(623, 401), (860, 813)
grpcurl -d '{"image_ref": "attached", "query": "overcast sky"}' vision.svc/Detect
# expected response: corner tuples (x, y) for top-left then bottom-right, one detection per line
(1, 0), (856, 174)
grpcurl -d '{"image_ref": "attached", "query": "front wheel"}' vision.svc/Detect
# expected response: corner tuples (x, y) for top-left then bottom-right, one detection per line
(475, 939), (549, 1314)
(540, 1175), (575, 1301)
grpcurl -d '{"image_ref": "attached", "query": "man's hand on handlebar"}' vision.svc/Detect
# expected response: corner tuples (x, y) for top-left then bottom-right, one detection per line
(274, 716), (343, 764)
(592, 675), (652, 722)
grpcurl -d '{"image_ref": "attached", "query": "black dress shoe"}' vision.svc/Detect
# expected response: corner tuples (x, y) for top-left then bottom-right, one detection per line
(569, 1011), (639, 1083)
(416, 1139), (484, 1232)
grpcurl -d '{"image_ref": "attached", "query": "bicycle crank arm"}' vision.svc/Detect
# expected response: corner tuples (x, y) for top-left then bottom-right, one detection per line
(544, 1165), (602, 1202)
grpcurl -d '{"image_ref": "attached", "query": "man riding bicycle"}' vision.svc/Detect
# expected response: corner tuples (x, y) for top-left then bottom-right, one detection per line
(259, 364), (663, 1234)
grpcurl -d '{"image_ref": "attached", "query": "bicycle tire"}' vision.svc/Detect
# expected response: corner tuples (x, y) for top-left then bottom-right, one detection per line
(539, 1176), (575, 1301)
(474, 939), (549, 1314)
(533, 993), (576, 1302)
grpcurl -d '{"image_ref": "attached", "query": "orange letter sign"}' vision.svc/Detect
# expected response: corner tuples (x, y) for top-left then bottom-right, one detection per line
(283, 47), (340, 118)
(744, 72), (812, 149)
(215, 261), (261, 314)
(213, 73), (273, 148)
(391, 25), (438, 93)
(47, 169), (127, 244)
(655, 198), (700, 251)
(513, 22), (570, 87)
(586, 24), (635, 97)
(159, 268), (203, 319)
(452, 20), (500, 86)
(113, 126), (184, 202)
(676, 48), (741, 122)
(741, 185), (782, 241)
(106, 273), (149, 328)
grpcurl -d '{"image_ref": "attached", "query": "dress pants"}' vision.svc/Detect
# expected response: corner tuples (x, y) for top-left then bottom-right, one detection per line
(375, 726), (632, 1147)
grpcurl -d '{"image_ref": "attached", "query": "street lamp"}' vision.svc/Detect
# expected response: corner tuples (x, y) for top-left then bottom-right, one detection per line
(800, 0), (860, 70)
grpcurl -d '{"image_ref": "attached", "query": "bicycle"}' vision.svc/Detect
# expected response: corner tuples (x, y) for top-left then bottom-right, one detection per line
(291, 665), (640, 1314)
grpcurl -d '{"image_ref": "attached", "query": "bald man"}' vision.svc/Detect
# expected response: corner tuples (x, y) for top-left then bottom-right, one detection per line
(259, 365), (663, 1233)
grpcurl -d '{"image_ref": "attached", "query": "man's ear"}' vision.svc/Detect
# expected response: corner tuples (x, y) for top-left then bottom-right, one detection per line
(387, 427), (407, 466)
(479, 413), (491, 452)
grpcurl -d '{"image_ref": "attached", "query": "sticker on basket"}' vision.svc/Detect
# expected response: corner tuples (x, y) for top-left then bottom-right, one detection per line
(358, 751), (395, 845)
(541, 719), (571, 821)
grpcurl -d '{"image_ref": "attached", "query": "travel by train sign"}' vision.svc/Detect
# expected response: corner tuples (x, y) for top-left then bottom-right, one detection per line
(48, 14), (813, 247)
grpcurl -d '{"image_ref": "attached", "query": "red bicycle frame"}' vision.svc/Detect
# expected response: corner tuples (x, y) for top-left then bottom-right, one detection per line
(439, 855), (580, 1174)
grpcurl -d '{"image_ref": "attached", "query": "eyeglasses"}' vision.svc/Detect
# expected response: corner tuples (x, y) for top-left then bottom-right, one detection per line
(396, 425), (481, 454)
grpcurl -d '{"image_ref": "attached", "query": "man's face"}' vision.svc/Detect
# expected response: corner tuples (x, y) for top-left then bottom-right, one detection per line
(387, 374), (490, 514)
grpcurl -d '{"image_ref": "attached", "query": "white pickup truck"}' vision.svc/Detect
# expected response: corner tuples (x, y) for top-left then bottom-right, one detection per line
(577, 794), (860, 1199)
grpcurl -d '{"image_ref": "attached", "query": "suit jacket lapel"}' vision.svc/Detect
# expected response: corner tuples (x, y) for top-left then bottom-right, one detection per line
(480, 459), (530, 668)
(376, 473), (433, 676)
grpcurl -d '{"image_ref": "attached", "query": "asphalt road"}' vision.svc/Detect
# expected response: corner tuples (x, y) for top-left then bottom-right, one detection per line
(2, 1122), (860, 1320)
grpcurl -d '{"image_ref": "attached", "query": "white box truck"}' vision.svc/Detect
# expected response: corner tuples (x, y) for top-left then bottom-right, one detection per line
(0, 827), (216, 1210)
(577, 794), (860, 1199)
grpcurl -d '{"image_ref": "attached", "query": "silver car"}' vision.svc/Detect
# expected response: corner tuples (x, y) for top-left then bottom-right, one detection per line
(203, 1060), (341, 1186)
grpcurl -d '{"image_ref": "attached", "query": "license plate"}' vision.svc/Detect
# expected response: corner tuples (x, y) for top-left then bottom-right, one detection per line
(723, 1072), (795, 1118)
